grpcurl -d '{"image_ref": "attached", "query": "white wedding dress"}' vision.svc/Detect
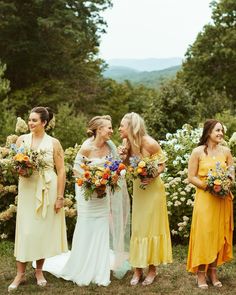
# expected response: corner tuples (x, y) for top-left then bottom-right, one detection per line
(41, 144), (130, 286)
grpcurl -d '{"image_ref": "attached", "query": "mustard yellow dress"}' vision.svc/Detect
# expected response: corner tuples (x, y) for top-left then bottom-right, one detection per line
(187, 154), (234, 273)
(14, 133), (68, 262)
(130, 153), (172, 267)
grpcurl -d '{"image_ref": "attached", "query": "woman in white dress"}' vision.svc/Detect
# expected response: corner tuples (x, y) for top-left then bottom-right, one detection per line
(43, 115), (130, 286)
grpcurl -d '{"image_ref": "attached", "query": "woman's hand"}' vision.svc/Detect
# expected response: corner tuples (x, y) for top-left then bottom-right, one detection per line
(95, 185), (106, 198)
(141, 177), (154, 186)
(54, 198), (64, 213)
(117, 145), (128, 161)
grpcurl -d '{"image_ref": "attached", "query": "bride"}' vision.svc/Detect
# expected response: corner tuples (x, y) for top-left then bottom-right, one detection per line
(41, 115), (130, 286)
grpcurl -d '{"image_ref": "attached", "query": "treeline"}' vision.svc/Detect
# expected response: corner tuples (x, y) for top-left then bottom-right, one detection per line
(0, 0), (236, 148)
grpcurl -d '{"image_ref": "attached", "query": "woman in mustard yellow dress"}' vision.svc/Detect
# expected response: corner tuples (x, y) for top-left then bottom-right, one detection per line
(187, 119), (234, 289)
(119, 112), (172, 286)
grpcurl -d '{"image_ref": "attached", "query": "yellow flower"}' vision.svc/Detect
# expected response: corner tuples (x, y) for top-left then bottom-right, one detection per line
(138, 161), (146, 168)
(14, 153), (25, 162)
(214, 179), (222, 185)
(137, 167), (143, 174)
(96, 171), (103, 177)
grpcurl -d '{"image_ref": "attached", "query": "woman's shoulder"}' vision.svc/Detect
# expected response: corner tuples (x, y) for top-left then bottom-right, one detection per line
(219, 144), (231, 155)
(191, 145), (205, 157)
(142, 135), (160, 154)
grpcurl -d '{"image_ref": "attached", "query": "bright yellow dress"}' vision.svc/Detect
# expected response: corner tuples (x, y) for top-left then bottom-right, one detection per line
(187, 154), (234, 273)
(14, 133), (68, 262)
(130, 152), (172, 267)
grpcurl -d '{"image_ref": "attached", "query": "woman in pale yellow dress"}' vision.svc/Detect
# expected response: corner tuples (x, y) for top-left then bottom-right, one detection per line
(119, 112), (172, 286)
(8, 107), (68, 292)
(187, 119), (234, 289)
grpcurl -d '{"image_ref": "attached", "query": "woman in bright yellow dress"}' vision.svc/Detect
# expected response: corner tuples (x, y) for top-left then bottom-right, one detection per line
(187, 119), (234, 289)
(8, 107), (68, 292)
(119, 112), (172, 286)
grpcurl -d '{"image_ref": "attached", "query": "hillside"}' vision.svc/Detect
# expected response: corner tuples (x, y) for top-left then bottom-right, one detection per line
(107, 57), (182, 71)
(103, 65), (181, 88)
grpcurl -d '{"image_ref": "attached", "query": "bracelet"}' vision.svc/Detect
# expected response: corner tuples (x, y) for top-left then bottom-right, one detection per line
(57, 196), (64, 200)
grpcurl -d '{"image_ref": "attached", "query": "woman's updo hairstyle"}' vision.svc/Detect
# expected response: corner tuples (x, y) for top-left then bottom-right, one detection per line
(87, 115), (111, 138)
(30, 106), (54, 128)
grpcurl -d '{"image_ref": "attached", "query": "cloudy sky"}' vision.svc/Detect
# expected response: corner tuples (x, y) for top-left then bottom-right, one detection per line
(99, 0), (213, 60)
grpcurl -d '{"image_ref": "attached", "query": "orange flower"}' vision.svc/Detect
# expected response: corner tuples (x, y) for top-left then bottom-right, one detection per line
(137, 167), (143, 174)
(23, 155), (29, 162)
(118, 163), (126, 170)
(104, 167), (110, 174)
(102, 173), (109, 180)
(84, 171), (91, 179)
(112, 174), (119, 183)
(128, 167), (134, 172)
(77, 179), (84, 186)
(101, 179), (108, 185)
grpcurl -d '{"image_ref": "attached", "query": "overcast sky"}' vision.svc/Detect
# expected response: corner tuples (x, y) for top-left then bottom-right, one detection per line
(99, 0), (213, 60)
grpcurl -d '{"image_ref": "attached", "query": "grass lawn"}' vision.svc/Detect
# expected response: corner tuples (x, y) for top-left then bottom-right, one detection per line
(0, 241), (236, 294)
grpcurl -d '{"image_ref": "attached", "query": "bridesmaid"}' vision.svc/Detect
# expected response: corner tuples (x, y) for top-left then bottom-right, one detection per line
(187, 119), (234, 289)
(8, 107), (68, 292)
(119, 112), (172, 286)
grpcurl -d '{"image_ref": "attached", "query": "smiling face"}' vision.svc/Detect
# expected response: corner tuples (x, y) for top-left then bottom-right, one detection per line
(208, 122), (224, 144)
(97, 119), (113, 141)
(119, 118), (129, 139)
(28, 112), (46, 133)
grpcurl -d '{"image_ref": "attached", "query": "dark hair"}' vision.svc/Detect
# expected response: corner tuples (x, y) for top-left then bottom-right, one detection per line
(198, 119), (224, 154)
(30, 106), (53, 128)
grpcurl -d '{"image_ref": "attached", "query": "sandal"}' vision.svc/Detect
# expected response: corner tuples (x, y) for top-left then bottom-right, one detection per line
(8, 272), (26, 292)
(130, 270), (143, 286)
(207, 267), (222, 288)
(196, 271), (208, 289)
(142, 274), (156, 286)
(35, 268), (47, 287)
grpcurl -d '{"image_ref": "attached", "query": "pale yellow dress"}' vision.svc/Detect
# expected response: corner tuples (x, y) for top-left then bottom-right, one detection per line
(14, 133), (68, 262)
(187, 154), (234, 272)
(130, 152), (172, 267)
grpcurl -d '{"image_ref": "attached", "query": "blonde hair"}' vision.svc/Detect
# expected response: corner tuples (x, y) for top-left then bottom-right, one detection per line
(122, 112), (147, 155)
(87, 115), (112, 137)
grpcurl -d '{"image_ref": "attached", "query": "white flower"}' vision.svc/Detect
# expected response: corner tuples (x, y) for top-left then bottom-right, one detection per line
(180, 191), (186, 196)
(0, 233), (8, 239)
(174, 200), (181, 206)
(186, 199), (194, 206)
(171, 230), (178, 235)
(167, 201), (173, 207)
(183, 216), (189, 221)
(15, 117), (28, 133)
(120, 169), (126, 177)
(180, 197), (186, 202)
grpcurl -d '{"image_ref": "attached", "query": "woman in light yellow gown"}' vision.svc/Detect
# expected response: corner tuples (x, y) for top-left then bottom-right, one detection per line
(119, 112), (172, 286)
(8, 107), (68, 292)
(187, 119), (234, 289)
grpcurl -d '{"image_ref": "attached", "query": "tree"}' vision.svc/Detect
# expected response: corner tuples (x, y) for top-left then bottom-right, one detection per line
(180, 0), (236, 104)
(0, 0), (111, 89)
(143, 78), (198, 139)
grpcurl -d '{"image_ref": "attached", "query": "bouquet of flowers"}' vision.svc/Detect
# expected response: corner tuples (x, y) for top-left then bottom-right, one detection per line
(128, 153), (167, 189)
(206, 162), (233, 198)
(10, 144), (46, 177)
(76, 157), (126, 201)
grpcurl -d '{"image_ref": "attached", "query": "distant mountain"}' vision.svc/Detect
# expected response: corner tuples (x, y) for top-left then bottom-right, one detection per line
(107, 57), (182, 72)
(103, 66), (138, 79)
(103, 65), (181, 88)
